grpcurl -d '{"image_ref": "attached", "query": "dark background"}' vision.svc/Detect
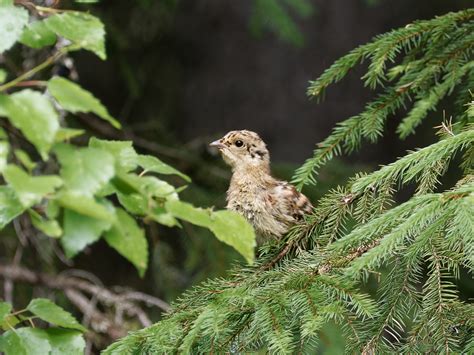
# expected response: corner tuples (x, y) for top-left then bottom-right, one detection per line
(78, 0), (470, 165)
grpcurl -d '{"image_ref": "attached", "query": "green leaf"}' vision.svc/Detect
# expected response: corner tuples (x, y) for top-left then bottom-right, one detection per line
(0, 68), (6, 84)
(62, 209), (112, 258)
(0, 302), (11, 323)
(89, 138), (137, 172)
(27, 298), (86, 332)
(46, 200), (60, 219)
(96, 182), (116, 197)
(114, 173), (180, 225)
(55, 144), (115, 197)
(0, 186), (24, 229)
(1, 328), (51, 355)
(118, 173), (178, 199)
(0, 90), (59, 159)
(117, 192), (147, 215)
(19, 20), (56, 48)
(0, 5), (28, 54)
(104, 208), (148, 277)
(0, 328), (84, 355)
(44, 12), (106, 59)
(164, 200), (212, 225)
(45, 328), (85, 355)
(55, 128), (85, 142)
(14, 149), (36, 172)
(0, 314), (19, 331)
(149, 206), (179, 227)
(117, 192), (178, 227)
(3, 165), (62, 207)
(209, 210), (256, 263)
(56, 192), (116, 222)
(137, 154), (190, 182)
(0, 140), (8, 173)
(28, 209), (62, 238)
(48, 77), (120, 128)
(165, 200), (256, 264)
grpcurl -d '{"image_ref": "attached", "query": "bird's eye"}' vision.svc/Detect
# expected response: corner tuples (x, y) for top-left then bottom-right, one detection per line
(235, 140), (244, 147)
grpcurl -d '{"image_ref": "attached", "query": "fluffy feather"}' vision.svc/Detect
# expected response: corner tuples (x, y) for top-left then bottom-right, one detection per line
(210, 130), (313, 242)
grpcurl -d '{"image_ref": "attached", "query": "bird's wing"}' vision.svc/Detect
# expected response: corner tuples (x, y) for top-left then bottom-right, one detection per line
(268, 181), (313, 222)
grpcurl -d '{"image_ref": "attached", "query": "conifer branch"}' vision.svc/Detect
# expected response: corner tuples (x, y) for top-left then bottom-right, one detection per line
(293, 9), (474, 189)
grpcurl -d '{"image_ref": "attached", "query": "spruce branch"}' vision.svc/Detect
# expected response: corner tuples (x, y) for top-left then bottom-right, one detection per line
(105, 164), (474, 354)
(293, 9), (474, 189)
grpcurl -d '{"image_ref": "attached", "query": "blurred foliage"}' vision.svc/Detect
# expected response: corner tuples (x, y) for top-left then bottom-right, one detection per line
(250, 0), (315, 46)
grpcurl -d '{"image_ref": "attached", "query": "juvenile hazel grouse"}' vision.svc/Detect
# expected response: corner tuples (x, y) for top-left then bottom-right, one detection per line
(210, 130), (313, 241)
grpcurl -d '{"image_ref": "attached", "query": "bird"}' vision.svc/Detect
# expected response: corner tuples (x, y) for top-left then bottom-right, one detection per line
(210, 130), (313, 243)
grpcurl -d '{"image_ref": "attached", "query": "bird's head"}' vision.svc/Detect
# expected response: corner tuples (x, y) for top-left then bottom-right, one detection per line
(210, 130), (270, 171)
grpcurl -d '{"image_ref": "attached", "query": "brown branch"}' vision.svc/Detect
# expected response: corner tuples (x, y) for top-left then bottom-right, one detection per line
(11, 80), (47, 88)
(316, 239), (381, 275)
(0, 264), (170, 311)
(261, 241), (293, 270)
(3, 246), (23, 303)
(64, 289), (127, 340)
(0, 263), (171, 338)
(111, 287), (172, 314)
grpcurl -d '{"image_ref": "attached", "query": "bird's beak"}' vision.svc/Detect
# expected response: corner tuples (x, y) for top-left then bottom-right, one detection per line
(209, 140), (225, 150)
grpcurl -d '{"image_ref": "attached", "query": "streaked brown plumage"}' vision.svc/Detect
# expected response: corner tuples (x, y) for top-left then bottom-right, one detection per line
(210, 130), (313, 242)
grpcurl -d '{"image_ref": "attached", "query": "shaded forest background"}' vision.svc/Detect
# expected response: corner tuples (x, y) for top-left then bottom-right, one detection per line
(82, 0), (469, 161)
(1, 0), (472, 351)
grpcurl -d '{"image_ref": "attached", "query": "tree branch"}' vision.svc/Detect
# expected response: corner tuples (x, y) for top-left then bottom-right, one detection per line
(0, 263), (171, 340)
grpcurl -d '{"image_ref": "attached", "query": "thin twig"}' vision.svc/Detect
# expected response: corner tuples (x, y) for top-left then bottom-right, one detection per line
(11, 80), (48, 88)
(65, 289), (127, 340)
(0, 50), (67, 92)
(3, 245), (23, 303)
(59, 269), (103, 327)
(0, 263), (171, 339)
(113, 288), (172, 313)
(261, 241), (293, 270)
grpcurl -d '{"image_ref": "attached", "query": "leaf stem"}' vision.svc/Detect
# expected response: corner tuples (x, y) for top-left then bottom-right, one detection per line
(12, 80), (48, 88)
(27, 317), (36, 328)
(34, 5), (61, 14)
(11, 308), (27, 316)
(0, 50), (66, 93)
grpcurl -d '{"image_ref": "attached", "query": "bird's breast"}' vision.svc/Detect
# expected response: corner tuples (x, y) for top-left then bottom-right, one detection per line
(227, 182), (266, 217)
